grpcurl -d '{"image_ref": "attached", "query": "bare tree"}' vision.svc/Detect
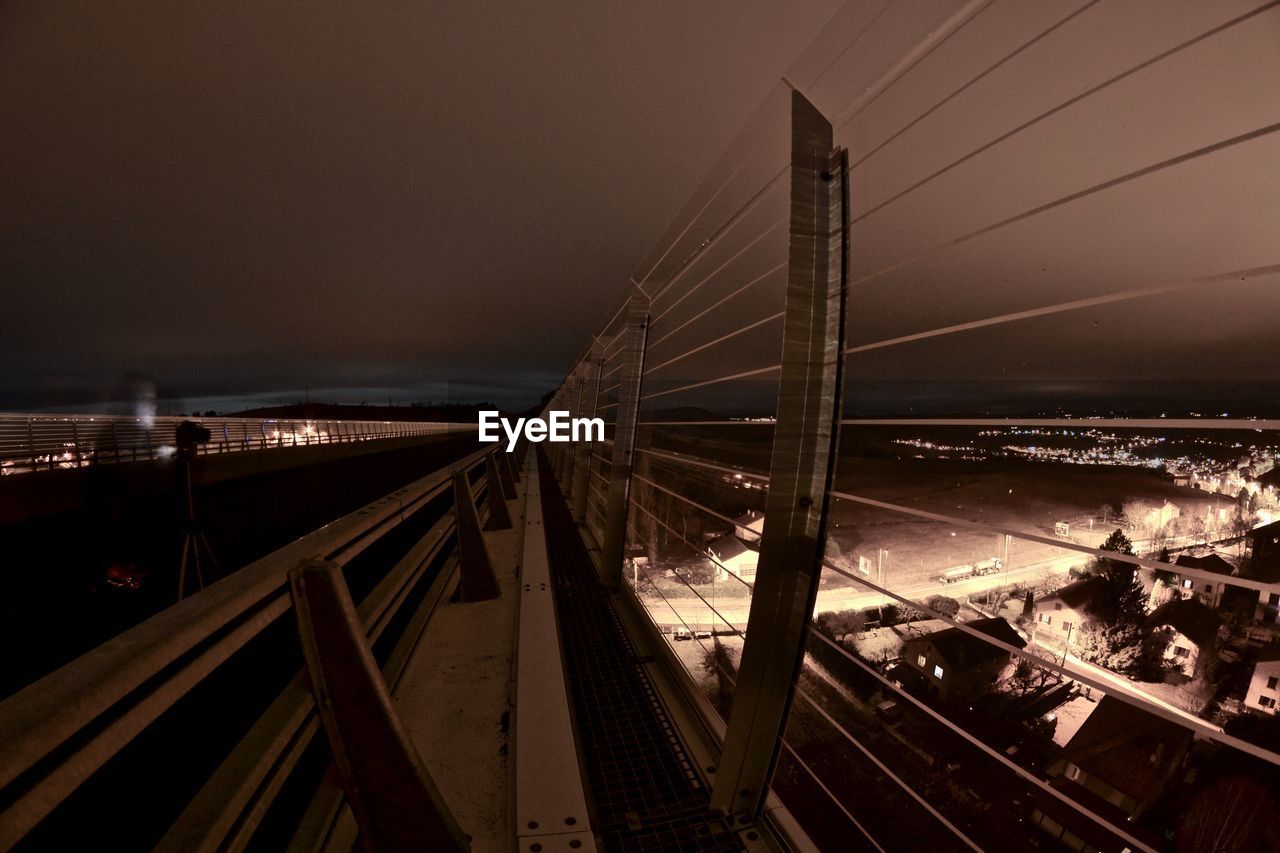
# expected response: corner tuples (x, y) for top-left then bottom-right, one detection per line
(1002, 647), (1058, 697)
(1122, 499), (1152, 538)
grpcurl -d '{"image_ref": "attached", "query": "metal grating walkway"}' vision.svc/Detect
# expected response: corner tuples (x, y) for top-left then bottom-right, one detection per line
(537, 452), (743, 852)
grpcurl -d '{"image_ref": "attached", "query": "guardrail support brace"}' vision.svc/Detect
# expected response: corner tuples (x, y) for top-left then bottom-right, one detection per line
(711, 91), (846, 818)
(453, 470), (500, 601)
(485, 453), (514, 530)
(288, 559), (468, 852)
(497, 450), (518, 497)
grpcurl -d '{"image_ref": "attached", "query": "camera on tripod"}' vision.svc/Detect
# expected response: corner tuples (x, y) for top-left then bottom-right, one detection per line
(175, 420), (212, 460)
(173, 420), (219, 598)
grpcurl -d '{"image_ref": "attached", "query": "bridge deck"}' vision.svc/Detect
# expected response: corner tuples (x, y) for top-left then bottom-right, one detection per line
(537, 451), (743, 852)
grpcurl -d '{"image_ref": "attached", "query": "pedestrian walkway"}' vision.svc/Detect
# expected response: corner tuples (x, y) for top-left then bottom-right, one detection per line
(536, 451), (743, 852)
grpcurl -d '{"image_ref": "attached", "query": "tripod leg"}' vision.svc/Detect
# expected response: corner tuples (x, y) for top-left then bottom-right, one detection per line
(198, 531), (221, 577)
(193, 546), (204, 591)
(178, 536), (191, 600)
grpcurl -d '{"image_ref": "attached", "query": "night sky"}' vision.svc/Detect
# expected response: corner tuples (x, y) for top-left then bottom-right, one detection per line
(3, 2), (1279, 415)
(1, 1), (842, 411)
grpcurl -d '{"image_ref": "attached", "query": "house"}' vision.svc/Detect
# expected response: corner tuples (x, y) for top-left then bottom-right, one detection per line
(732, 510), (764, 541)
(1031, 696), (1192, 849)
(1168, 552), (1238, 609)
(1033, 576), (1107, 647)
(1244, 643), (1280, 715)
(1216, 584), (1280, 646)
(708, 534), (758, 583)
(1249, 519), (1280, 576)
(1145, 598), (1224, 678)
(900, 617), (1025, 702)
(1137, 500), (1182, 532)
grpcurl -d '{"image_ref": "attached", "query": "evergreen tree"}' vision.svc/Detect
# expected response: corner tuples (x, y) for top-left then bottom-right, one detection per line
(1091, 529), (1146, 627)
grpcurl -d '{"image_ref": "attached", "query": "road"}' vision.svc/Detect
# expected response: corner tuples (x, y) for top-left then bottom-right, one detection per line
(641, 549), (1088, 632)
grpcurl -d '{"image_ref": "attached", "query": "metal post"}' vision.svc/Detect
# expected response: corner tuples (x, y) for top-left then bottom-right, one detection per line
(453, 469), (500, 601)
(561, 366), (588, 493)
(572, 342), (603, 523)
(288, 559), (468, 852)
(711, 90), (846, 818)
(485, 452), (513, 530)
(600, 298), (649, 588)
(554, 378), (572, 484)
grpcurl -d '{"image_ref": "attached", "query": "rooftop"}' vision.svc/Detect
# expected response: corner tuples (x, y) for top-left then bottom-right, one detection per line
(903, 617), (1025, 668)
(1146, 597), (1224, 647)
(1174, 552), (1237, 577)
(1061, 695), (1192, 804)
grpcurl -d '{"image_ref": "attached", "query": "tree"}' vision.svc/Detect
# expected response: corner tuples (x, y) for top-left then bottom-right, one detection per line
(814, 609), (865, 642)
(1122, 499), (1153, 536)
(1022, 591), (1034, 619)
(1003, 647), (1058, 697)
(1077, 623), (1146, 675)
(1190, 514), (1209, 547)
(1090, 529), (1146, 627)
(1231, 496), (1257, 546)
(924, 594), (960, 619)
(701, 639), (738, 718)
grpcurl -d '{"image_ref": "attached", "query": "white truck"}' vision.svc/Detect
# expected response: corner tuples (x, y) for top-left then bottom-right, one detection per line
(939, 556), (1002, 584)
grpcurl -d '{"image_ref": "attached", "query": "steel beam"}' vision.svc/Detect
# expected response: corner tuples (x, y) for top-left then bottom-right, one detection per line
(288, 559), (468, 852)
(711, 90), (846, 817)
(599, 298), (649, 587)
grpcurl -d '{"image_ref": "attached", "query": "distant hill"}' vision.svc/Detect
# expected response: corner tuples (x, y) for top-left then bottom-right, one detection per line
(227, 402), (491, 423)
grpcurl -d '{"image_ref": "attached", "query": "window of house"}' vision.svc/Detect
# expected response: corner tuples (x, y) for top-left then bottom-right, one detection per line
(1054, 602), (1062, 610)
(1267, 676), (1278, 690)
(1260, 696), (1277, 709)
(1269, 593), (1279, 606)
(1062, 621), (1073, 633)
(1174, 646), (1190, 658)
(1182, 579), (1193, 589)
(917, 654), (927, 668)
(1039, 613), (1052, 625)
(1204, 584), (1212, 592)
(933, 665), (944, 679)
(1065, 764), (1082, 782)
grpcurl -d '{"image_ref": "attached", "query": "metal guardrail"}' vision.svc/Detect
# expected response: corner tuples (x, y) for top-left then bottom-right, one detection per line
(0, 445), (500, 849)
(0, 412), (476, 475)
